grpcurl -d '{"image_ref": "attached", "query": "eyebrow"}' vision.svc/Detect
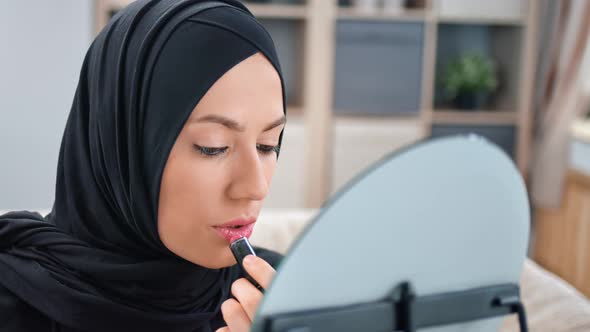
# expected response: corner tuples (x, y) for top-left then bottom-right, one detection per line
(192, 114), (286, 132)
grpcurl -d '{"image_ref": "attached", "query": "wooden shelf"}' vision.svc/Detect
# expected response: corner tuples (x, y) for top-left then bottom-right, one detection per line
(437, 15), (526, 26)
(337, 7), (427, 22)
(333, 112), (421, 120)
(245, 4), (308, 19)
(101, 1), (309, 19)
(331, 112), (425, 124)
(431, 110), (519, 125)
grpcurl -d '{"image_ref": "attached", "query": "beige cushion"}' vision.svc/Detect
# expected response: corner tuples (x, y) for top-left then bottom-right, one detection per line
(499, 259), (590, 331)
(250, 208), (318, 254)
(253, 208), (590, 332)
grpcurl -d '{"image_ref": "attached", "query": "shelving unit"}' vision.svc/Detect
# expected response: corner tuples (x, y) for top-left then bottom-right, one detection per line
(245, 3), (307, 18)
(436, 15), (526, 26)
(431, 110), (519, 125)
(94, 0), (538, 208)
(337, 8), (428, 22)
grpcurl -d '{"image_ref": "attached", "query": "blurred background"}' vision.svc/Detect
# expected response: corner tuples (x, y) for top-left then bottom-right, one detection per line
(1, 0), (590, 301)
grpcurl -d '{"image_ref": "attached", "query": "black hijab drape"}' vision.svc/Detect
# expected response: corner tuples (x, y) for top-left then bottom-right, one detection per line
(0, 1), (286, 331)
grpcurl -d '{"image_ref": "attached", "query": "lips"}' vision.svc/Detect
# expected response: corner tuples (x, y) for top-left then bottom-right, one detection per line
(216, 217), (256, 228)
(213, 223), (255, 243)
(212, 217), (256, 243)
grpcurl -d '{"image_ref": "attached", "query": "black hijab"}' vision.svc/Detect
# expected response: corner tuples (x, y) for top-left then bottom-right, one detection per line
(0, 0), (285, 331)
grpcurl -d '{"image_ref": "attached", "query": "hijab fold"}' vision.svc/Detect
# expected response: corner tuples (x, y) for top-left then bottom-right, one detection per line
(0, 1), (286, 331)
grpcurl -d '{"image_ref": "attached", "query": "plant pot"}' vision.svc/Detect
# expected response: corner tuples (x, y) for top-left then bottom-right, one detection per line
(452, 92), (489, 110)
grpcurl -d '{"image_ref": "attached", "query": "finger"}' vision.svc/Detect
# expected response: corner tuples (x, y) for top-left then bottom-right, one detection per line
(215, 327), (230, 332)
(242, 255), (276, 289)
(221, 298), (251, 332)
(231, 278), (264, 321)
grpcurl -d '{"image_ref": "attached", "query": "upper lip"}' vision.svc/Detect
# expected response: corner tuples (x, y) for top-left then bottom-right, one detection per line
(214, 217), (257, 228)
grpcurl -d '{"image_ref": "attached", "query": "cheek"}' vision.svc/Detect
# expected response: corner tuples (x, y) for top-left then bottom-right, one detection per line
(158, 148), (228, 250)
(172, 159), (223, 200)
(161, 155), (227, 222)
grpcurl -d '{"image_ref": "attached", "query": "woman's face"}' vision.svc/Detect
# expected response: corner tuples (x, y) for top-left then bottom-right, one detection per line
(158, 52), (285, 269)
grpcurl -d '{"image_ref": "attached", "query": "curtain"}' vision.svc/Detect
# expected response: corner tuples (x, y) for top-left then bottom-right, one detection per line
(530, 0), (590, 209)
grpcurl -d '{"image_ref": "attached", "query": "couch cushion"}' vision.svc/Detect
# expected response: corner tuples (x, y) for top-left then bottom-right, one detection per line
(499, 259), (590, 331)
(250, 208), (318, 254)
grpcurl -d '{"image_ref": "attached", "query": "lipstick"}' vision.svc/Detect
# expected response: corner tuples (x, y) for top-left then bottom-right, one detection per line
(214, 223), (255, 243)
(213, 217), (256, 243)
(230, 236), (264, 293)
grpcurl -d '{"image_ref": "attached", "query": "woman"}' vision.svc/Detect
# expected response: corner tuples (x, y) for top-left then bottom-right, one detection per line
(0, 0), (287, 331)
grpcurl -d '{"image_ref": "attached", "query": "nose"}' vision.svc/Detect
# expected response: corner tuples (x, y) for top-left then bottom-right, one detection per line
(227, 148), (270, 201)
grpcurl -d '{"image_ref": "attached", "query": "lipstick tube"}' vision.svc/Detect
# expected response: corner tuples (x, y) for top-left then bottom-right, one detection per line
(230, 236), (264, 293)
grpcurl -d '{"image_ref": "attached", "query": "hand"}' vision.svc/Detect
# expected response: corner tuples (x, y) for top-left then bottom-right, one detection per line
(216, 254), (276, 332)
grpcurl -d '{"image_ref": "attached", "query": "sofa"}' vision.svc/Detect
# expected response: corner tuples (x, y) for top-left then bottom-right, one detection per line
(252, 208), (590, 332)
(5, 208), (590, 330)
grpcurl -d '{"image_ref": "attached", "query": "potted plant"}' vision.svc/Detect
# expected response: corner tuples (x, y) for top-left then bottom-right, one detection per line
(441, 53), (498, 110)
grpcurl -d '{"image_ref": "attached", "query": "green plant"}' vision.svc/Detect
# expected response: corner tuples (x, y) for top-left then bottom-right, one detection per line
(442, 53), (498, 99)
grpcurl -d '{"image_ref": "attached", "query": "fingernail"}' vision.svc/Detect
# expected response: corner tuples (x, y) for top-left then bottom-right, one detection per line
(243, 254), (255, 266)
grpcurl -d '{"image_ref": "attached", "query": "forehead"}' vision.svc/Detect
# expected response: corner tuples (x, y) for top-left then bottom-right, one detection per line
(208, 52), (281, 101)
(187, 52), (283, 125)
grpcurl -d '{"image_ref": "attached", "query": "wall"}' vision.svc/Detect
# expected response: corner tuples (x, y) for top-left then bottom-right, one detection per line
(0, 1), (93, 210)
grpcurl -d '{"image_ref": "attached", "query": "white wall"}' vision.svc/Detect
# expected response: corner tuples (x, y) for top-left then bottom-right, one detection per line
(0, 1), (93, 210)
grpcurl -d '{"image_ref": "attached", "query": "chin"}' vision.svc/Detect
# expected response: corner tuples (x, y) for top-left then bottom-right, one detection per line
(192, 247), (237, 269)
(220, 247), (238, 268)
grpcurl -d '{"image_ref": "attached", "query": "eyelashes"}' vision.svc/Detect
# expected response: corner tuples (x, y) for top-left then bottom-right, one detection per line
(193, 144), (280, 158)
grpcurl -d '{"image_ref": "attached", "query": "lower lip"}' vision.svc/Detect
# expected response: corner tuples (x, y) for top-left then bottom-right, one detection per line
(213, 223), (255, 243)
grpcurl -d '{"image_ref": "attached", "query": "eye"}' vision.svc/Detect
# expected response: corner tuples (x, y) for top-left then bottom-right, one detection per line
(193, 144), (280, 158)
(193, 145), (228, 157)
(257, 144), (280, 155)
